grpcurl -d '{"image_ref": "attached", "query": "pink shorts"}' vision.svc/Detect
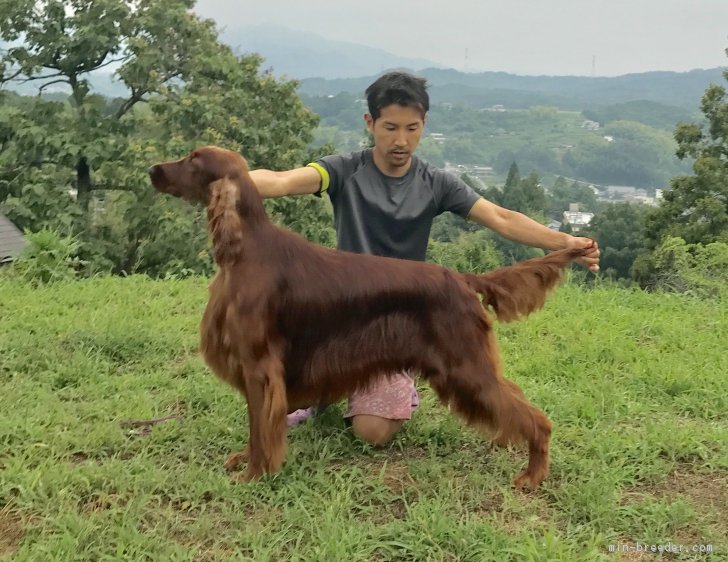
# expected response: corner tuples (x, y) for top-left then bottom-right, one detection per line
(344, 371), (418, 420)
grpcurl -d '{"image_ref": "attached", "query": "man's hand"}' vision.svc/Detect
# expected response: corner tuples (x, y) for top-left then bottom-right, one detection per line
(565, 236), (600, 273)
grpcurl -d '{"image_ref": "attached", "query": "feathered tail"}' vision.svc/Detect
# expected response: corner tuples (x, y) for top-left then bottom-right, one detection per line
(460, 247), (590, 322)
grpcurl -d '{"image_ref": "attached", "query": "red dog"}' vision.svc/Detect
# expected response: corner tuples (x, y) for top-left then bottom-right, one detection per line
(149, 146), (590, 489)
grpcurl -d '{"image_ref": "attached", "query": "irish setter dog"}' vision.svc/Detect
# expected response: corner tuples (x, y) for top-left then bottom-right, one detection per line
(148, 146), (590, 489)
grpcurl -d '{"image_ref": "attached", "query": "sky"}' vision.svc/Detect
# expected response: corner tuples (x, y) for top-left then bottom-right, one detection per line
(194, 0), (728, 77)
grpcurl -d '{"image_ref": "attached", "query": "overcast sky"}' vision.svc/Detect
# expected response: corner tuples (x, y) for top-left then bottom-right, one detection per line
(194, 0), (728, 76)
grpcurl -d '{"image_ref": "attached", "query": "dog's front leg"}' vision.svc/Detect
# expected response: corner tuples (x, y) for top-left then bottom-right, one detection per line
(235, 354), (288, 481)
(222, 366), (252, 473)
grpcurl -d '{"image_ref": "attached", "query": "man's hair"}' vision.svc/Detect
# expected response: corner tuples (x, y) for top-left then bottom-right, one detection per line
(365, 72), (429, 121)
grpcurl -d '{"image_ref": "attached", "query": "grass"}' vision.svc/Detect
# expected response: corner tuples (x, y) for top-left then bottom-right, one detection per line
(1, 276), (726, 561)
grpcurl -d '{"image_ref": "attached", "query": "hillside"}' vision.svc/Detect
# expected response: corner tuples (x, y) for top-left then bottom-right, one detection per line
(3, 23), (722, 111)
(299, 67), (725, 111)
(305, 93), (694, 190)
(1, 276), (725, 559)
(214, 26), (725, 110)
(218, 24), (444, 79)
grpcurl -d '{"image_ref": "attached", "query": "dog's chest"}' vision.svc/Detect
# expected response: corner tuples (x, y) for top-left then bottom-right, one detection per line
(198, 281), (244, 386)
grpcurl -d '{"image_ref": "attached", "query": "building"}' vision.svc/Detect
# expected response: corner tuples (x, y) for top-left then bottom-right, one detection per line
(547, 220), (562, 231)
(562, 203), (594, 233)
(604, 185), (647, 199)
(0, 213), (26, 264)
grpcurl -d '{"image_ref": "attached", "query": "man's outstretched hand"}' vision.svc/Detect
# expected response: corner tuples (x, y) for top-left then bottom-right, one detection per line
(566, 236), (600, 273)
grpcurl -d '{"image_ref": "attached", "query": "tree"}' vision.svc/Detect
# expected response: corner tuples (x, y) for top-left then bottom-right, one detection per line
(0, 0), (321, 276)
(1, 0), (229, 208)
(586, 202), (648, 280)
(501, 164), (546, 218)
(517, 172), (546, 217)
(644, 52), (728, 248)
(501, 162), (526, 212)
(504, 162), (520, 190)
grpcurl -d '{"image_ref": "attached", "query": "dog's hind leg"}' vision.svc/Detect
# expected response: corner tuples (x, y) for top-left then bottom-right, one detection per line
(425, 339), (552, 489)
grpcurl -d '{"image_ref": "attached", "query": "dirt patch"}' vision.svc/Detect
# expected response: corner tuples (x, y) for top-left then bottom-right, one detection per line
(69, 451), (89, 464)
(621, 466), (728, 553)
(625, 467), (727, 523)
(659, 468), (728, 542)
(658, 469), (728, 515)
(490, 491), (556, 535)
(80, 492), (124, 514)
(369, 459), (415, 495)
(353, 458), (418, 522)
(0, 508), (25, 559)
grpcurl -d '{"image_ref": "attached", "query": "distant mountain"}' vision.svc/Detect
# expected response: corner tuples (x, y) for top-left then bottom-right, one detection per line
(299, 67), (726, 111)
(4, 23), (723, 113)
(217, 24), (445, 79)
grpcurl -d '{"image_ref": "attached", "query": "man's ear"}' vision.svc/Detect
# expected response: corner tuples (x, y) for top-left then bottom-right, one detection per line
(364, 112), (374, 131)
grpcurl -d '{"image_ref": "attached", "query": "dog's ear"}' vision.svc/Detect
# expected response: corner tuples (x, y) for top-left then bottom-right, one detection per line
(207, 178), (244, 264)
(193, 149), (222, 178)
(193, 147), (249, 185)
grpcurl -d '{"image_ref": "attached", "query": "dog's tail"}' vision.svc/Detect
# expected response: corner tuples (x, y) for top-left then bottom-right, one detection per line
(460, 246), (591, 323)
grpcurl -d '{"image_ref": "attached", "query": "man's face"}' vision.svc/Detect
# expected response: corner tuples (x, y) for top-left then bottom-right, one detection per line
(365, 104), (426, 174)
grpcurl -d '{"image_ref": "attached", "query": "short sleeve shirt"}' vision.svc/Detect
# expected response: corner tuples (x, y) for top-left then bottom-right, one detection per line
(310, 149), (480, 261)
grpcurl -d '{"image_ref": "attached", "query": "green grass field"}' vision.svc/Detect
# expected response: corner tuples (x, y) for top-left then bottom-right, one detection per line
(1, 277), (726, 561)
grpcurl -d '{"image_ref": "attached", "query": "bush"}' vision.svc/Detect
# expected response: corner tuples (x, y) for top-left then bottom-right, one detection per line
(427, 230), (503, 274)
(638, 236), (728, 298)
(10, 229), (85, 285)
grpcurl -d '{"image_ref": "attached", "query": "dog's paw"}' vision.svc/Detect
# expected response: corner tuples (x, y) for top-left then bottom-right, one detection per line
(513, 469), (545, 490)
(223, 447), (249, 472)
(229, 466), (263, 483)
(229, 471), (252, 483)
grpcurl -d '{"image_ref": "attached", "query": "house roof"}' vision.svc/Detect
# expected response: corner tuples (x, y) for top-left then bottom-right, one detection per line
(0, 213), (26, 261)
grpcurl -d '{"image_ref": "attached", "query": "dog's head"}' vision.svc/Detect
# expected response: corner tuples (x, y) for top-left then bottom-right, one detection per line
(148, 146), (249, 205)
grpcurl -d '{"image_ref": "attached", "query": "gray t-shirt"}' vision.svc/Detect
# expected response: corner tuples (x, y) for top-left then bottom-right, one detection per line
(310, 149), (480, 261)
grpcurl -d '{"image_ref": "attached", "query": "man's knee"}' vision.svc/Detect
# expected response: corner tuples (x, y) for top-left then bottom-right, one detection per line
(351, 415), (404, 446)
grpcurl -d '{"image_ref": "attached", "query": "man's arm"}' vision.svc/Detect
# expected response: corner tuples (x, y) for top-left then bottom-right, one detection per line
(467, 198), (601, 272)
(248, 166), (322, 198)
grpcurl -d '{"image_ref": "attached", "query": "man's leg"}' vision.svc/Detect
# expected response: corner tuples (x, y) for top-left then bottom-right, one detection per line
(351, 415), (405, 446)
(346, 372), (418, 446)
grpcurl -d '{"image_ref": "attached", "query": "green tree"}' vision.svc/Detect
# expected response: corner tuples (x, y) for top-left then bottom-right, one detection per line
(517, 172), (546, 217)
(586, 202), (648, 280)
(644, 52), (728, 248)
(0, 0), (229, 209)
(504, 162), (520, 190)
(502, 162), (526, 212)
(0, 0), (321, 276)
(502, 166), (546, 218)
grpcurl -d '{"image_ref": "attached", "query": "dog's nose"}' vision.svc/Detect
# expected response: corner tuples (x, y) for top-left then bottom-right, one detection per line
(148, 165), (158, 177)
